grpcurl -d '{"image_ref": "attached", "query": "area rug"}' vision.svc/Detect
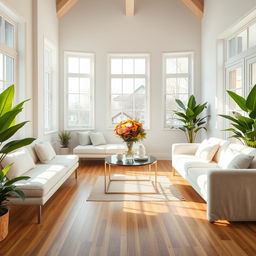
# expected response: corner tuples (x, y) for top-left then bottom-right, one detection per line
(87, 175), (184, 201)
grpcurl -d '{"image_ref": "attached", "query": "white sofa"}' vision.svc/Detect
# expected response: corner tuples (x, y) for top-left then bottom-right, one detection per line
(172, 137), (256, 222)
(73, 144), (126, 159)
(9, 143), (79, 224)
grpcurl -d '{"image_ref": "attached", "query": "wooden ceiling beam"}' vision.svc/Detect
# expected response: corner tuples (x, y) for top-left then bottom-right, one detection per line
(126, 0), (135, 16)
(56, 0), (78, 18)
(181, 0), (204, 19)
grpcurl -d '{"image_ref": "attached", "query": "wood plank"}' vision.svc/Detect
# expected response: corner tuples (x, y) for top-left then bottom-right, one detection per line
(0, 160), (256, 256)
(126, 0), (135, 16)
(181, 0), (204, 19)
(56, 0), (79, 18)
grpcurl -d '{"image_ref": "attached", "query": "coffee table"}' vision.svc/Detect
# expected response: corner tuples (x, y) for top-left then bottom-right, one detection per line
(104, 155), (158, 194)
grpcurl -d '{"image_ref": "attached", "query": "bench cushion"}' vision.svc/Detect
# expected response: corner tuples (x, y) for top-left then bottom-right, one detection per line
(14, 164), (69, 197)
(45, 155), (78, 169)
(73, 144), (126, 155)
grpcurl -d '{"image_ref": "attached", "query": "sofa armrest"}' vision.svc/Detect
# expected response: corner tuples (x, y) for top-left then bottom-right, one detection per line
(172, 143), (200, 155)
(207, 169), (256, 221)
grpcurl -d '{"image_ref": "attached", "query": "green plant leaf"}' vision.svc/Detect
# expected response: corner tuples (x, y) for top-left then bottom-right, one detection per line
(193, 104), (206, 116)
(188, 95), (196, 109)
(186, 107), (194, 117)
(173, 111), (189, 121)
(227, 90), (248, 112)
(246, 84), (256, 111)
(0, 138), (36, 154)
(175, 99), (186, 111)
(0, 163), (13, 180)
(4, 176), (30, 187)
(0, 109), (23, 133)
(0, 121), (28, 143)
(249, 110), (256, 119)
(0, 85), (14, 116)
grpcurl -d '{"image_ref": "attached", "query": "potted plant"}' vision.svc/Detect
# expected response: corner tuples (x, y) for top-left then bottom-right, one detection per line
(173, 95), (209, 143)
(0, 85), (35, 241)
(58, 130), (71, 154)
(219, 84), (256, 148)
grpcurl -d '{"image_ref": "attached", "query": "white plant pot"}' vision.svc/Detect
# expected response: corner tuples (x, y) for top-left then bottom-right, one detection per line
(60, 148), (69, 155)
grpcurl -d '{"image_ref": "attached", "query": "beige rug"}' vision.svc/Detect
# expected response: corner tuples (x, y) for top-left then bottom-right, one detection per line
(87, 175), (184, 201)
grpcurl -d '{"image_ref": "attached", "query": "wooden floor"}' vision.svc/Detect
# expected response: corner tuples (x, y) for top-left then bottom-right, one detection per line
(1, 160), (256, 256)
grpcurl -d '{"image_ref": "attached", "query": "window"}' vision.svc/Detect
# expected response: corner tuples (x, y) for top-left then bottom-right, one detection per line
(64, 52), (94, 129)
(44, 39), (57, 133)
(225, 64), (243, 115)
(108, 54), (150, 128)
(163, 52), (193, 128)
(0, 14), (16, 92)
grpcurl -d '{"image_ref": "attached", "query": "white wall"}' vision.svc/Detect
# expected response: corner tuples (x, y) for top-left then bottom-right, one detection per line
(33, 0), (59, 142)
(201, 0), (256, 137)
(59, 0), (201, 159)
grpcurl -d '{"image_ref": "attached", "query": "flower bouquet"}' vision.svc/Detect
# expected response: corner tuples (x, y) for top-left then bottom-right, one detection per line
(114, 119), (146, 159)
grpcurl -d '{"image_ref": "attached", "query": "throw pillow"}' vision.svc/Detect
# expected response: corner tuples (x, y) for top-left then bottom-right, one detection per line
(35, 142), (56, 163)
(195, 139), (220, 162)
(2, 148), (35, 180)
(89, 132), (106, 146)
(219, 148), (254, 169)
(78, 132), (91, 146)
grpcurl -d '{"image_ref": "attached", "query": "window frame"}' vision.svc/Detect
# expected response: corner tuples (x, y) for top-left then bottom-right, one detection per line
(162, 52), (194, 129)
(43, 38), (58, 134)
(64, 51), (95, 131)
(0, 11), (17, 93)
(107, 53), (150, 129)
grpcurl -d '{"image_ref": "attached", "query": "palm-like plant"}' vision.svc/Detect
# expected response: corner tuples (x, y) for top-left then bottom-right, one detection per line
(58, 130), (71, 148)
(219, 84), (256, 148)
(0, 85), (35, 216)
(173, 95), (209, 143)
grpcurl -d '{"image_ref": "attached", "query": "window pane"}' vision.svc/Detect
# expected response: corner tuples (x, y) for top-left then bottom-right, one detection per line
(68, 94), (79, 110)
(68, 57), (79, 73)
(249, 23), (256, 48)
(134, 78), (145, 93)
(177, 57), (188, 73)
(229, 68), (242, 89)
(229, 38), (236, 58)
(111, 59), (122, 74)
(80, 95), (90, 109)
(237, 30), (247, 53)
(166, 78), (176, 94)
(5, 21), (14, 48)
(251, 63), (256, 85)
(0, 53), (3, 81)
(111, 78), (122, 94)
(135, 111), (145, 123)
(80, 58), (90, 74)
(5, 56), (14, 82)
(123, 59), (134, 74)
(135, 94), (145, 110)
(111, 95), (123, 110)
(123, 78), (134, 94)
(177, 78), (188, 93)
(80, 78), (90, 93)
(68, 77), (79, 93)
(166, 58), (176, 74)
(134, 59), (146, 74)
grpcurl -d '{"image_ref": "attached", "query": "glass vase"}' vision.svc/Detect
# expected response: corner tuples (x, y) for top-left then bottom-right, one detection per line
(125, 141), (134, 160)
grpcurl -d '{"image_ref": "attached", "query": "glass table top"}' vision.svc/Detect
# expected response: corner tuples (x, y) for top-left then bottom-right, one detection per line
(105, 155), (157, 166)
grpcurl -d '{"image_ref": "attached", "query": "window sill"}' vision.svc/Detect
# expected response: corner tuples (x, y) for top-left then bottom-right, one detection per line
(44, 130), (58, 135)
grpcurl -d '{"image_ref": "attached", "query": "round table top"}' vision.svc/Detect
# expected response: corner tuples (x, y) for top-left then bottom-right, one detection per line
(105, 155), (157, 166)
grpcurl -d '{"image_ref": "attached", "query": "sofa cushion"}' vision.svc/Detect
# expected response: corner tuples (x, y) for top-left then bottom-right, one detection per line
(2, 148), (36, 180)
(73, 145), (107, 154)
(78, 132), (91, 146)
(13, 164), (68, 197)
(26, 142), (39, 163)
(218, 148), (254, 169)
(45, 155), (78, 169)
(195, 139), (220, 162)
(89, 132), (106, 146)
(35, 142), (56, 163)
(73, 144), (126, 155)
(104, 144), (126, 154)
(207, 137), (230, 163)
(172, 154), (219, 178)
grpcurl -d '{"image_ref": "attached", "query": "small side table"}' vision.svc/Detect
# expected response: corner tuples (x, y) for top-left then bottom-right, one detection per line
(104, 155), (158, 194)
